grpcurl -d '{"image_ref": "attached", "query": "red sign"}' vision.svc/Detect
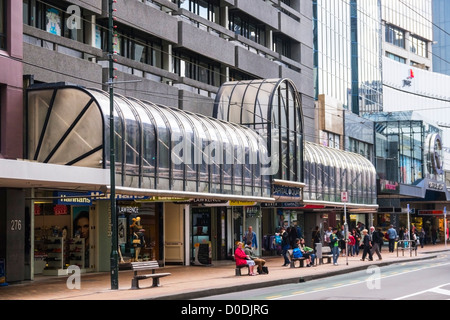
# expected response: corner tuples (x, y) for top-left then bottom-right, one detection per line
(53, 205), (68, 215)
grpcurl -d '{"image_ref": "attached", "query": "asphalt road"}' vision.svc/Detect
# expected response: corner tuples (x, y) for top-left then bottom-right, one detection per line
(199, 252), (450, 300)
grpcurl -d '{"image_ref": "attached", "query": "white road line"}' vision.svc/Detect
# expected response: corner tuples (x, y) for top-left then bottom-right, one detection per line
(394, 283), (450, 300)
(270, 262), (450, 300)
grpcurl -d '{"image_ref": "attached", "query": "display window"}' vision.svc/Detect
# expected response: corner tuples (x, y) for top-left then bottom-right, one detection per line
(34, 202), (93, 275)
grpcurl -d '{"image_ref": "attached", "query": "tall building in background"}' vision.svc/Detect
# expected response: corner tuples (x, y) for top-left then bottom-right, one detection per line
(313, 0), (383, 116)
(432, 0), (450, 75)
(382, 0), (433, 70)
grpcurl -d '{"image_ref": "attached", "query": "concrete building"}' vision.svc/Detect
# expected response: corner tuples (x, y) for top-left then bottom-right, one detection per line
(0, 0), (319, 282)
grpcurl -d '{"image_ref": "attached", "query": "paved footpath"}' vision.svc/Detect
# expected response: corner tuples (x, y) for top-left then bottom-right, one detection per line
(0, 244), (448, 300)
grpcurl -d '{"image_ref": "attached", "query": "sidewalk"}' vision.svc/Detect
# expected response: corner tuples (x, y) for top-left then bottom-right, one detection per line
(0, 243), (448, 300)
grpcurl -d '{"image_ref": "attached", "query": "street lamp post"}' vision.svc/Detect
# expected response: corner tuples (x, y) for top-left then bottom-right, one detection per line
(108, 0), (118, 290)
(407, 204), (411, 257)
(445, 207), (447, 249)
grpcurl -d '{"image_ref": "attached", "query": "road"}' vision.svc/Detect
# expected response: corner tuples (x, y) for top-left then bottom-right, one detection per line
(199, 252), (450, 300)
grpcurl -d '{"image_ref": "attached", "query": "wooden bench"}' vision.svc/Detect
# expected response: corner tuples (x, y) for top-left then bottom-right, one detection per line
(235, 264), (250, 276)
(130, 261), (171, 289)
(287, 249), (306, 268)
(320, 246), (333, 264)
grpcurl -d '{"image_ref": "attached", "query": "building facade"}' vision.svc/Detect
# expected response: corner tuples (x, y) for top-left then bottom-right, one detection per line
(0, 0), (320, 282)
(432, 0), (450, 76)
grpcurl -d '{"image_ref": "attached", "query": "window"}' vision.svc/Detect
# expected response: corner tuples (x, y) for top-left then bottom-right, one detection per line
(23, 0), (84, 43)
(273, 35), (292, 59)
(173, 51), (220, 86)
(228, 12), (266, 46)
(410, 35), (428, 58)
(178, 0), (220, 23)
(0, 0), (5, 50)
(385, 24), (405, 48)
(386, 52), (406, 64)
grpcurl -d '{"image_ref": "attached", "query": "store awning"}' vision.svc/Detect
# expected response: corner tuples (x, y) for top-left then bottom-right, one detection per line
(26, 83), (271, 200)
(303, 141), (378, 209)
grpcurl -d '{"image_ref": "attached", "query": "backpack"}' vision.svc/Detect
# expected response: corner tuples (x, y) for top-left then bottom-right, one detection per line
(275, 235), (282, 245)
(292, 247), (303, 258)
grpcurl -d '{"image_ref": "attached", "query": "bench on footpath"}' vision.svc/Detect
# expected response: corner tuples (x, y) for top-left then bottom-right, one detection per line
(130, 261), (171, 289)
(319, 246), (332, 264)
(287, 249), (306, 268)
(235, 264), (250, 276)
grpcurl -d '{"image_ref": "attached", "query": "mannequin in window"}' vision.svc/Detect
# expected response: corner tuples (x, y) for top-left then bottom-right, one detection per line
(133, 228), (146, 262)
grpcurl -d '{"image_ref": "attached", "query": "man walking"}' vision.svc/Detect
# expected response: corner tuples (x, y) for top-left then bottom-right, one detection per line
(387, 225), (398, 253)
(370, 226), (383, 260)
(330, 227), (340, 265)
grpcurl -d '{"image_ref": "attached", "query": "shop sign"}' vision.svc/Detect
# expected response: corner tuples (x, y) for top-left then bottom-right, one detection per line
(138, 196), (187, 202)
(118, 206), (139, 214)
(261, 202), (304, 208)
(54, 191), (91, 206)
(379, 179), (399, 194)
(175, 199), (228, 205)
(418, 210), (444, 216)
(427, 181), (444, 191)
(273, 185), (301, 197)
(229, 201), (256, 206)
(53, 204), (68, 215)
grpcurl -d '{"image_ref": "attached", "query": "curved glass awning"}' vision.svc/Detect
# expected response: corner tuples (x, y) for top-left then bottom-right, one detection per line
(214, 78), (304, 183)
(26, 84), (272, 201)
(304, 141), (377, 207)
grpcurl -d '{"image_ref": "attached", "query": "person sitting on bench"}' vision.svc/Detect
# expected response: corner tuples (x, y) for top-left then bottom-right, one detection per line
(244, 240), (267, 274)
(234, 241), (257, 276)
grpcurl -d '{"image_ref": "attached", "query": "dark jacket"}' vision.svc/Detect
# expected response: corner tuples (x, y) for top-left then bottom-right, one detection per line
(372, 231), (384, 245)
(363, 234), (371, 247)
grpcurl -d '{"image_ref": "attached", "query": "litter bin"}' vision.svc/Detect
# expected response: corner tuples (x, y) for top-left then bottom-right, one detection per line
(315, 243), (322, 265)
(0, 258), (7, 286)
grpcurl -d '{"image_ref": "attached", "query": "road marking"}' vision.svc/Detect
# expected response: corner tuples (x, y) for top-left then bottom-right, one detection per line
(394, 283), (450, 300)
(270, 262), (450, 300)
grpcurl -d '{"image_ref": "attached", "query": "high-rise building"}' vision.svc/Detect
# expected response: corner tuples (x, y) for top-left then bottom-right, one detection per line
(313, 0), (383, 115)
(432, 0), (450, 75)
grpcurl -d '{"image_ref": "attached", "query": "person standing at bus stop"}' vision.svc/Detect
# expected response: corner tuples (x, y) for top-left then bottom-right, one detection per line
(387, 225), (398, 253)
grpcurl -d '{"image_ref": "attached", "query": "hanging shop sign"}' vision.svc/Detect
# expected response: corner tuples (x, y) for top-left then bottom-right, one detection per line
(272, 185), (302, 202)
(378, 179), (399, 194)
(54, 191), (91, 206)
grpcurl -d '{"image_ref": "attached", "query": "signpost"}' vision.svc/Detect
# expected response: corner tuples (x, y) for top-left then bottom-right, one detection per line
(341, 192), (349, 265)
(445, 207), (447, 249)
(407, 204), (411, 256)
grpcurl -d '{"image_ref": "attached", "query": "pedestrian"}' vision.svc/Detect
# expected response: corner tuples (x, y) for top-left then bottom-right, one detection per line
(243, 226), (258, 251)
(312, 226), (321, 251)
(244, 240), (266, 274)
(431, 226), (437, 245)
(352, 228), (361, 256)
(298, 238), (316, 267)
(280, 227), (291, 266)
(419, 228), (425, 248)
(234, 242), (257, 276)
(347, 232), (355, 257)
(330, 227), (340, 265)
(360, 229), (373, 261)
(288, 225), (298, 249)
(324, 226), (332, 249)
(370, 227), (383, 260)
(403, 228), (410, 248)
(386, 225), (398, 253)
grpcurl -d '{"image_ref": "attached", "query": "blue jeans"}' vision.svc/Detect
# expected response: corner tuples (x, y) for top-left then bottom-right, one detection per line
(332, 246), (339, 264)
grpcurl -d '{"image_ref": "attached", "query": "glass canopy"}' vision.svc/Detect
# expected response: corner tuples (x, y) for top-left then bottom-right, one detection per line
(213, 78), (304, 183)
(304, 141), (377, 205)
(26, 84), (271, 199)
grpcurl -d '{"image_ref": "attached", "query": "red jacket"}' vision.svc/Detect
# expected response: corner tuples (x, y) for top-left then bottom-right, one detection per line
(348, 235), (356, 246)
(234, 248), (248, 266)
